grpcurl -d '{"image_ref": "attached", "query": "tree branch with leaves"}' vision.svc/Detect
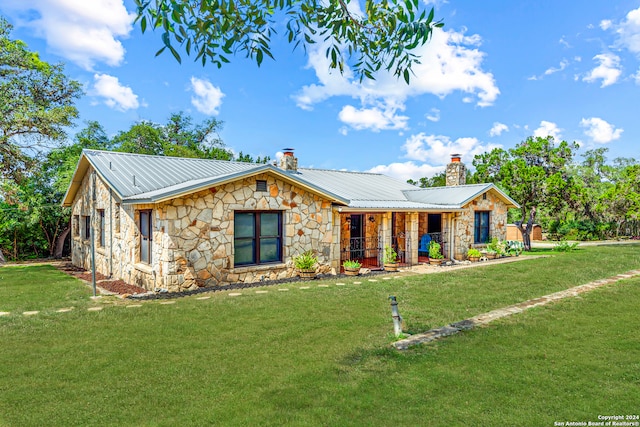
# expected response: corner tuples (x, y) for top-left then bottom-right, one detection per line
(134, 0), (443, 83)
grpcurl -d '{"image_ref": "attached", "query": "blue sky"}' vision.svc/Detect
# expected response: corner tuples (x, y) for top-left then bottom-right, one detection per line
(1, 0), (639, 181)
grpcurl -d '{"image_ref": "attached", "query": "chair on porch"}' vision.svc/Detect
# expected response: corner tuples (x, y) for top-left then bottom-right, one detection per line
(418, 234), (431, 257)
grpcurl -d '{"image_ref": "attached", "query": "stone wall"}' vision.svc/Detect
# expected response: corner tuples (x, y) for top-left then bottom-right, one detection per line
(451, 190), (509, 260)
(71, 171), (336, 292)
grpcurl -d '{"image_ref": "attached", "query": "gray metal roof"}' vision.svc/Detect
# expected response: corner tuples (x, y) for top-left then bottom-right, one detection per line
(62, 150), (519, 210)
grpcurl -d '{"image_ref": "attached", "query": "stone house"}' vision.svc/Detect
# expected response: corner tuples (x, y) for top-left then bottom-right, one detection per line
(62, 149), (519, 292)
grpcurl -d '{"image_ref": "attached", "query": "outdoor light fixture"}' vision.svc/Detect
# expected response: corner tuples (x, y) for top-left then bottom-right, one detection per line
(346, 216), (351, 224)
(369, 215), (375, 223)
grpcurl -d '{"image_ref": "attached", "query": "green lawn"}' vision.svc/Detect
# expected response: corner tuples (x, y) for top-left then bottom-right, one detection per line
(0, 245), (638, 426)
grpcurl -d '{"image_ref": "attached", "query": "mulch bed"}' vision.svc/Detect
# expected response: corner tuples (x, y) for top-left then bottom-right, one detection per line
(56, 263), (147, 295)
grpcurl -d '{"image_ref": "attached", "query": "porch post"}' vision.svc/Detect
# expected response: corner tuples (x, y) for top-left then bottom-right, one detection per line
(381, 212), (392, 253)
(330, 209), (342, 273)
(406, 212), (419, 265)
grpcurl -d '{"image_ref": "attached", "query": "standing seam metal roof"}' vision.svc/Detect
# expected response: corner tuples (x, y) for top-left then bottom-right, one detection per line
(64, 150), (520, 210)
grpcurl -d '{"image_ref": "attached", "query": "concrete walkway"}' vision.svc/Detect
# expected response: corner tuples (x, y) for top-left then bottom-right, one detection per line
(393, 268), (640, 350)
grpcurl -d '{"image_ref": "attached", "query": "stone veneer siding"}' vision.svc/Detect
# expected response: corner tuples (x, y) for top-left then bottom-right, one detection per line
(451, 190), (509, 260)
(71, 169), (336, 292)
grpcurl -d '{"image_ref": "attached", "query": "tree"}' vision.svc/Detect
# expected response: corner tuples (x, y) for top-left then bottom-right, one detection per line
(112, 112), (236, 160)
(134, 0), (443, 83)
(0, 17), (83, 182)
(472, 136), (579, 251)
(598, 164), (640, 237)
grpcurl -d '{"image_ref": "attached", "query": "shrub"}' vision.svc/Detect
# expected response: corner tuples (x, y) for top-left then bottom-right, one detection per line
(553, 241), (579, 252)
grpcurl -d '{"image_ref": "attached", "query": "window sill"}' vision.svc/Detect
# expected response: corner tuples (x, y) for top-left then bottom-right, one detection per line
(230, 263), (286, 274)
(134, 263), (153, 275)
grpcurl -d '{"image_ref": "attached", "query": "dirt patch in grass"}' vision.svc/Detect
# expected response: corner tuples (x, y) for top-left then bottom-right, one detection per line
(56, 263), (147, 295)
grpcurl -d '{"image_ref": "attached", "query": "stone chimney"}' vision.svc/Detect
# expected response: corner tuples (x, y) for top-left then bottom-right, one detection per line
(279, 148), (298, 172)
(445, 154), (466, 186)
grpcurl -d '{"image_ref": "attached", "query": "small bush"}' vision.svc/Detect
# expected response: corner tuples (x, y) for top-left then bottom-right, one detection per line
(553, 241), (579, 252)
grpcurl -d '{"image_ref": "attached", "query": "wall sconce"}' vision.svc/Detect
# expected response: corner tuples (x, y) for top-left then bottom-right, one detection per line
(369, 215), (375, 223)
(346, 216), (351, 224)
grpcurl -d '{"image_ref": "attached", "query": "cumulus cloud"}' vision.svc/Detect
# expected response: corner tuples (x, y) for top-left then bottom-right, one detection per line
(533, 121), (562, 139)
(190, 77), (225, 115)
(606, 7), (640, 54)
(367, 162), (444, 182)
(582, 53), (622, 87)
(293, 26), (499, 131)
(402, 133), (500, 165)
(367, 132), (501, 181)
(489, 122), (508, 137)
(338, 103), (408, 132)
(92, 73), (140, 111)
(580, 117), (623, 144)
(3, 0), (134, 70)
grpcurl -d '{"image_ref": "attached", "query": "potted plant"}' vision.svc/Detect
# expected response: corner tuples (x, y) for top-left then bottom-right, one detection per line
(342, 259), (361, 276)
(293, 250), (317, 279)
(428, 240), (444, 265)
(467, 248), (482, 262)
(383, 245), (399, 272)
(485, 237), (503, 259)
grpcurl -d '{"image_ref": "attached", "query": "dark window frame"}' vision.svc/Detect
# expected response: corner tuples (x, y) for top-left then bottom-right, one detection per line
(139, 210), (153, 265)
(82, 215), (91, 240)
(474, 211), (490, 244)
(98, 209), (105, 247)
(234, 211), (283, 266)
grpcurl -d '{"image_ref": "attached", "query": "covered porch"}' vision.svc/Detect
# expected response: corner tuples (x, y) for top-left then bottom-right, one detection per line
(336, 210), (456, 270)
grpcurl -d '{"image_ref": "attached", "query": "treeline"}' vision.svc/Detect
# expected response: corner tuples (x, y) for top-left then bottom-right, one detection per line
(0, 16), (269, 261)
(410, 137), (640, 249)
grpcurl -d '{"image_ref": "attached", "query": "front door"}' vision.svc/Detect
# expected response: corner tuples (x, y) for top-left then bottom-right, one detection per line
(349, 214), (364, 260)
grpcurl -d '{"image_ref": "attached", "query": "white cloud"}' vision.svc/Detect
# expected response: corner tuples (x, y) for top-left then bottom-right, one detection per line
(401, 133), (499, 165)
(580, 117), (623, 144)
(489, 122), (508, 137)
(529, 59), (570, 81)
(559, 36), (571, 48)
(607, 7), (640, 54)
(92, 73), (140, 111)
(533, 121), (562, 139)
(425, 108), (440, 122)
(544, 59), (569, 76)
(367, 162), (444, 182)
(582, 53), (622, 87)
(633, 68), (640, 84)
(600, 19), (613, 31)
(338, 104), (408, 132)
(293, 26), (499, 130)
(3, 0), (134, 70)
(190, 77), (225, 115)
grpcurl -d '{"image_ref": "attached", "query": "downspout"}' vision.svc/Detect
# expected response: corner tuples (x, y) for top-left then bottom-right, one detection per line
(109, 188), (113, 278)
(450, 213), (459, 263)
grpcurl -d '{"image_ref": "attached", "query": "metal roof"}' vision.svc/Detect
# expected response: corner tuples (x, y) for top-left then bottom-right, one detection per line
(62, 150), (520, 210)
(403, 183), (519, 208)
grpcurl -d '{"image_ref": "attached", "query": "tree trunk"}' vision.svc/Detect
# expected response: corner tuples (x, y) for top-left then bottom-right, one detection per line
(515, 207), (536, 251)
(53, 226), (70, 259)
(0, 249), (5, 265)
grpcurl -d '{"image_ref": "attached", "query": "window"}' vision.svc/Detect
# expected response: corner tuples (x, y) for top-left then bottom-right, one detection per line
(139, 210), (152, 264)
(82, 216), (91, 240)
(72, 215), (79, 237)
(234, 211), (282, 266)
(98, 209), (105, 247)
(114, 203), (121, 234)
(474, 211), (490, 244)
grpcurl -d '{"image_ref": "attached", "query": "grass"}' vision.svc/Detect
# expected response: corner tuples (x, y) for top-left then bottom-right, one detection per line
(0, 244), (638, 426)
